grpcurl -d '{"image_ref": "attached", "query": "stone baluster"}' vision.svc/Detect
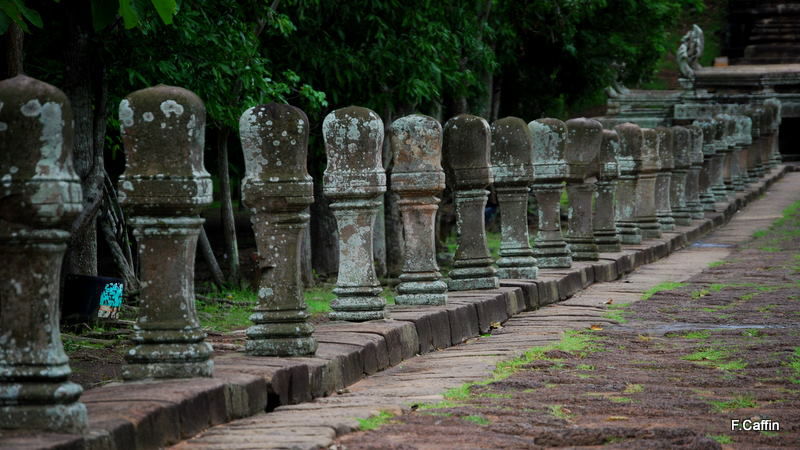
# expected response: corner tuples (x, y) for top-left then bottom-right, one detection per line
(390, 114), (447, 305)
(636, 128), (662, 239)
(756, 107), (771, 177)
(444, 114), (499, 290)
(118, 85), (214, 380)
(714, 114), (736, 199)
(529, 118), (572, 268)
(0, 75), (88, 432)
(594, 129), (622, 252)
(654, 127), (675, 231)
(490, 117), (538, 279)
(684, 125), (705, 219)
(323, 107), (387, 320)
(764, 99), (782, 168)
(670, 126), (692, 226)
(613, 122), (643, 244)
(240, 103), (316, 356)
(707, 118), (728, 202)
(564, 118), (603, 261)
(744, 107), (764, 182)
(733, 115), (752, 191)
(693, 118), (721, 211)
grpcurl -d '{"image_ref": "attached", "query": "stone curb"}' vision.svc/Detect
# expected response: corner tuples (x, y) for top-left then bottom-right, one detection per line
(0, 166), (787, 450)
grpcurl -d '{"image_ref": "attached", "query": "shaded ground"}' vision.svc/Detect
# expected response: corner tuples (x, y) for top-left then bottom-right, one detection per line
(336, 203), (800, 448)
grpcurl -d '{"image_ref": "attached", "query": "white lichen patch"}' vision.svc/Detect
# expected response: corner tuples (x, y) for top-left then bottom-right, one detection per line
(119, 99), (134, 128)
(160, 100), (185, 118)
(20, 99), (42, 117)
(0, 122), (7, 132)
(142, 112), (154, 122)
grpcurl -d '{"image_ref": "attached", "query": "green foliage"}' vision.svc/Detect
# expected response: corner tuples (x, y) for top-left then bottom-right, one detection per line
(196, 287), (258, 332)
(681, 330), (711, 339)
(709, 395), (757, 412)
(707, 434), (733, 444)
(357, 410), (395, 431)
(642, 281), (686, 300)
(463, 414), (490, 425)
(548, 404), (573, 420)
(788, 347), (800, 384)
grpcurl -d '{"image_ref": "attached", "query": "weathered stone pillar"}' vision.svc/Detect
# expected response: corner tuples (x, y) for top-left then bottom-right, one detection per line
(613, 123), (643, 245)
(756, 107), (771, 177)
(744, 107), (764, 183)
(564, 118), (602, 261)
(764, 99), (782, 168)
(390, 114), (447, 305)
(685, 125), (705, 220)
(529, 119), (572, 268)
(444, 114), (499, 290)
(670, 126), (692, 226)
(594, 129), (622, 252)
(118, 85), (214, 379)
(732, 115), (752, 192)
(693, 118), (720, 211)
(654, 127), (675, 231)
(0, 75), (88, 432)
(635, 128), (662, 239)
(714, 115), (735, 200)
(491, 117), (538, 279)
(240, 104), (316, 356)
(323, 107), (387, 320)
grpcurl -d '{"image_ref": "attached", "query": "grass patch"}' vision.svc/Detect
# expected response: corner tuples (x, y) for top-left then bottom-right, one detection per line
(683, 347), (730, 363)
(623, 384), (644, 394)
(760, 246), (781, 252)
(463, 414), (490, 425)
(609, 396), (633, 404)
(788, 347), (800, 384)
(196, 287), (258, 332)
(682, 330), (712, 339)
(709, 395), (757, 412)
(742, 329), (763, 338)
(357, 410), (395, 431)
(708, 260), (728, 268)
(641, 282), (686, 300)
(548, 404), (573, 420)
(708, 434), (733, 444)
(478, 392), (512, 399)
(603, 303), (630, 323)
(577, 364), (595, 371)
(417, 399), (466, 411)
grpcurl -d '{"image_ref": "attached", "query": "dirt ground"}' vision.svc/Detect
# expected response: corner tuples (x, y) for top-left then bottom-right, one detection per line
(336, 207), (800, 448)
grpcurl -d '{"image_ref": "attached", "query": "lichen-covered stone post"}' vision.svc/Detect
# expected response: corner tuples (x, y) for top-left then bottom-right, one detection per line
(529, 118), (572, 268)
(444, 114), (499, 290)
(240, 103), (316, 356)
(118, 85), (214, 379)
(693, 118), (720, 211)
(635, 128), (662, 239)
(564, 118), (603, 261)
(490, 117), (538, 279)
(756, 107), (772, 177)
(744, 107), (764, 183)
(594, 129), (622, 252)
(670, 126), (692, 226)
(323, 107), (387, 320)
(714, 115), (735, 200)
(613, 123), (643, 244)
(390, 114), (447, 305)
(685, 125), (705, 219)
(732, 115), (752, 191)
(0, 75), (88, 433)
(654, 127), (675, 231)
(764, 99), (782, 168)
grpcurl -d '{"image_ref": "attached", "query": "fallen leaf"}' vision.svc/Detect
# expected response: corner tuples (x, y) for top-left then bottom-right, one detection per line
(590, 324), (604, 331)
(490, 321), (503, 329)
(604, 298), (614, 304)
(607, 416), (629, 421)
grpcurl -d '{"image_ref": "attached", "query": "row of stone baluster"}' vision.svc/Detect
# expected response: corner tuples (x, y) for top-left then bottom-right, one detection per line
(0, 76), (782, 433)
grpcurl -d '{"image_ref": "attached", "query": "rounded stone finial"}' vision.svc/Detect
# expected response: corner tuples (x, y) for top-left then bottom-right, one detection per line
(685, 125), (705, 166)
(640, 128), (660, 173)
(613, 122), (643, 174)
(323, 106), (386, 197)
(564, 118), (603, 181)
(390, 114), (444, 192)
(118, 85), (212, 214)
(671, 126), (691, 169)
(745, 107), (763, 139)
(490, 116), (534, 186)
(0, 75), (82, 227)
(655, 127), (675, 171)
(529, 118), (567, 182)
(240, 103), (310, 184)
(444, 114), (492, 188)
(692, 118), (718, 155)
(597, 129), (620, 180)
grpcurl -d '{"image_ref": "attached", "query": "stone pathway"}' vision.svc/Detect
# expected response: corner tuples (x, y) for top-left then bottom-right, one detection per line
(173, 172), (799, 449)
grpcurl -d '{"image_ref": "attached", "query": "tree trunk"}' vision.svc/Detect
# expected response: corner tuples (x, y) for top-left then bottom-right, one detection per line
(63, 3), (104, 277)
(5, 23), (24, 77)
(491, 75), (502, 122)
(198, 226), (226, 288)
(216, 128), (240, 285)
